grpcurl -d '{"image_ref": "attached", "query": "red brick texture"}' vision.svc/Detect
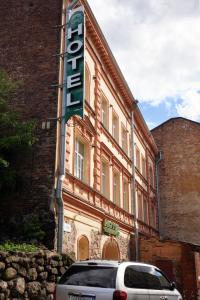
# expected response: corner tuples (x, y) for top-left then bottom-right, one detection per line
(152, 118), (200, 245)
(140, 236), (198, 299)
(0, 0), (62, 247)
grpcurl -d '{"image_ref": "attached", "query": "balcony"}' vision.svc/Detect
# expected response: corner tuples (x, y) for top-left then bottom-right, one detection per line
(63, 172), (134, 229)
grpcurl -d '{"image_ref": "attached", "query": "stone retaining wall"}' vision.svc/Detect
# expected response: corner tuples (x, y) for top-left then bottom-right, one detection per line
(0, 250), (73, 299)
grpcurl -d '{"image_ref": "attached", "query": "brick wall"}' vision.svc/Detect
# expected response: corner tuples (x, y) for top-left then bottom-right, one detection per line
(0, 0), (63, 247)
(152, 118), (200, 245)
(140, 236), (198, 299)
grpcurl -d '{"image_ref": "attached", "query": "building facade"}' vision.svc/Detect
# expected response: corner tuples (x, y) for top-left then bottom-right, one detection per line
(58, 0), (158, 260)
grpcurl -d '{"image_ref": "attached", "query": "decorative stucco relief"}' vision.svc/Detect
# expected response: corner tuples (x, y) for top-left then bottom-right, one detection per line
(116, 235), (129, 260)
(90, 230), (102, 259)
(63, 220), (77, 260)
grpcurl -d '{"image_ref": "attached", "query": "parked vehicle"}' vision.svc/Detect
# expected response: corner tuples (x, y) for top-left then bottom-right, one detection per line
(55, 260), (182, 300)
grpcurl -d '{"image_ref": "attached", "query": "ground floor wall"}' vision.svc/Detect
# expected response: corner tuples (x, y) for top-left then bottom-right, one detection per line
(62, 203), (135, 261)
(140, 236), (200, 300)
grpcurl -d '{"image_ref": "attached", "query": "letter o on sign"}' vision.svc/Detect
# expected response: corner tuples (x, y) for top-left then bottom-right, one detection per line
(67, 40), (83, 54)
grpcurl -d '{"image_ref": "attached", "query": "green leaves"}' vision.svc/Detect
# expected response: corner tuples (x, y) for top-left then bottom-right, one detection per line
(0, 69), (37, 196)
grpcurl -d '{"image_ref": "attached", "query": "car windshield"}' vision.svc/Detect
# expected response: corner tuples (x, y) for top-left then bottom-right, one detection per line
(59, 265), (117, 288)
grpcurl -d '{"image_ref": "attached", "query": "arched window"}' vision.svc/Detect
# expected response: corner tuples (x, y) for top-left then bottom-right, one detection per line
(85, 65), (91, 104)
(77, 235), (89, 260)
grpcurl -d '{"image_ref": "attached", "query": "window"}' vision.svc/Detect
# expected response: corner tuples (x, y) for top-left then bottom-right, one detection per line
(124, 265), (149, 289)
(124, 265), (171, 290)
(137, 192), (143, 220)
(75, 139), (84, 180)
(141, 156), (146, 178)
(123, 180), (129, 212)
(113, 172), (120, 206)
(136, 147), (140, 170)
(75, 138), (89, 183)
(149, 165), (154, 187)
(150, 205), (156, 228)
(143, 197), (148, 223)
(122, 126), (128, 153)
(101, 161), (109, 198)
(85, 65), (91, 103)
(112, 112), (119, 142)
(59, 265), (117, 288)
(101, 96), (109, 129)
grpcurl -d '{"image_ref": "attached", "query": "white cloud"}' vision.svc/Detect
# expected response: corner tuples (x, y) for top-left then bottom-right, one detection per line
(87, 0), (200, 121)
(176, 90), (200, 121)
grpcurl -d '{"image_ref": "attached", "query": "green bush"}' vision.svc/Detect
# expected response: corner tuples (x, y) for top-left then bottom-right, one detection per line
(0, 241), (38, 252)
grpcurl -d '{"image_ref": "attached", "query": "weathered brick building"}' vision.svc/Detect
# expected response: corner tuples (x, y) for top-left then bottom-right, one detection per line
(152, 117), (200, 245)
(0, 0), (63, 247)
(150, 117), (200, 299)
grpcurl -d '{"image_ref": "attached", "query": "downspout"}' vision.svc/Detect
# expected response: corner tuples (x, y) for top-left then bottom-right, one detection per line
(131, 107), (139, 261)
(56, 0), (79, 254)
(156, 150), (162, 237)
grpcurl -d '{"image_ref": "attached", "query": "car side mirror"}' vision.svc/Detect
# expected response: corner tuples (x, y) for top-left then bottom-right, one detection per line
(170, 282), (176, 290)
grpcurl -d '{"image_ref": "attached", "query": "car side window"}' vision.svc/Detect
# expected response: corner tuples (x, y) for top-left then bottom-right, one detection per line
(124, 266), (149, 289)
(153, 270), (171, 290)
(140, 267), (171, 290)
(124, 266), (171, 290)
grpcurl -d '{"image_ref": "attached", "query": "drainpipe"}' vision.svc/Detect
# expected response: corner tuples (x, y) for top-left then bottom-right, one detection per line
(155, 150), (162, 237)
(131, 108), (139, 261)
(56, 0), (79, 254)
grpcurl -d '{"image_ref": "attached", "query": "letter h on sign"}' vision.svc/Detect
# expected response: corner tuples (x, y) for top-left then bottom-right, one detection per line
(64, 6), (85, 122)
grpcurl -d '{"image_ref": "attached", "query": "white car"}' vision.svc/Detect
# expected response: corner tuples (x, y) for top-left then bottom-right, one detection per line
(55, 260), (182, 300)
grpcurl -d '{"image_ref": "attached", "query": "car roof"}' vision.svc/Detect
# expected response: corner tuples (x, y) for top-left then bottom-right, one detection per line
(72, 260), (158, 269)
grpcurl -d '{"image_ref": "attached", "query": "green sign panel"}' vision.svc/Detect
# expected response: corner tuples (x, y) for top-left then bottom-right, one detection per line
(103, 220), (120, 237)
(65, 6), (85, 122)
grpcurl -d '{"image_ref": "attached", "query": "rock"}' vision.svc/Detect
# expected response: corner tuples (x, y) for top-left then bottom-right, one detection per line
(37, 266), (44, 273)
(50, 260), (58, 267)
(0, 263), (5, 271)
(18, 266), (27, 277)
(0, 293), (5, 300)
(46, 294), (54, 300)
(26, 281), (41, 298)
(51, 268), (58, 275)
(7, 280), (14, 289)
(46, 282), (55, 294)
(48, 275), (56, 282)
(14, 277), (25, 295)
(6, 256), (19, 264)
(0, 280), (8, 292)
(12, 263), (19, 271)
(59, 266), (66, 274)
(28, 268), (38, 281)
(3, 267), (17, 280)
(37, 258), (45, 266)
(38, 272), (48, 281)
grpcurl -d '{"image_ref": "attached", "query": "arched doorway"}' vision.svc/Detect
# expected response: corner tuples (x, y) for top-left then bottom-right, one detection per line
(102, 238), (120, 260)
(77, 235), (89, 260)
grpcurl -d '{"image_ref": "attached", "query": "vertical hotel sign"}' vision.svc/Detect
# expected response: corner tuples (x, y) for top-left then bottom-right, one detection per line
(65, 6), (85, 122)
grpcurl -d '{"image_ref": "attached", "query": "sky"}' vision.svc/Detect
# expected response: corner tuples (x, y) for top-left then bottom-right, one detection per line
(87, 0), (200, 129)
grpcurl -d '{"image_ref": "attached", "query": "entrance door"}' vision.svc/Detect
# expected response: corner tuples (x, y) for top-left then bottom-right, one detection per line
(102, 238), (120, 260)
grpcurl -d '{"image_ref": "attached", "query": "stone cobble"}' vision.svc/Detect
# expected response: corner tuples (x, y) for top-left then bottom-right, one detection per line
(0, 250), (73, 299)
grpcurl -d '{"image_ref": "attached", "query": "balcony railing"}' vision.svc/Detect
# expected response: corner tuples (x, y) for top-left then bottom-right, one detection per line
(63, 172), (134, 228)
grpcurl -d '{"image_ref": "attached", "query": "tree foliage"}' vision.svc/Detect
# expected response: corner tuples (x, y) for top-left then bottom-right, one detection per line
(0, 70), (37, 196)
